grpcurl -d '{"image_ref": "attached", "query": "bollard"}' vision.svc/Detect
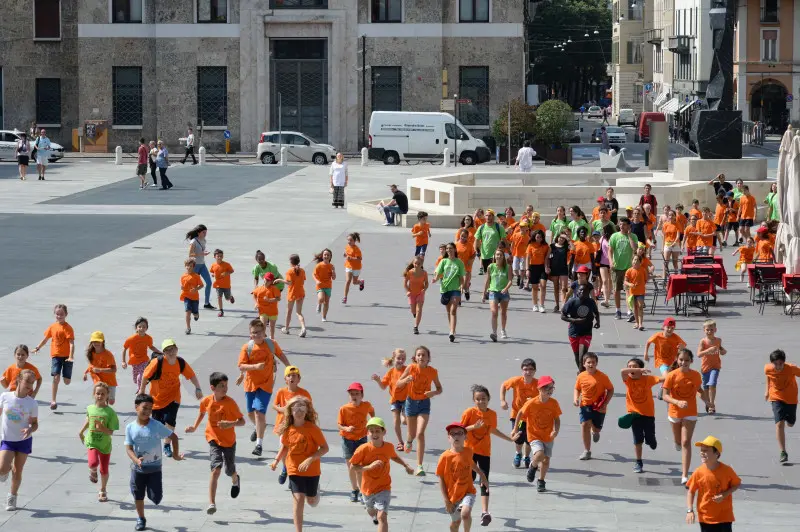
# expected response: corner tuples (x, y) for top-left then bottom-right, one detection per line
(115, 146), (123, 165)
(361, 147), (368, 166)
(644, 149), (649, 167)
(279, 146), (287, 166)
(198, 146), (206, 166)
(442, 148), (450, 167)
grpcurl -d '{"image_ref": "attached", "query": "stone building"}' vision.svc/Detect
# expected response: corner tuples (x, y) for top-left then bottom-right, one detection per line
(611, 0), (646, 119)
(0, 0), (526, 153)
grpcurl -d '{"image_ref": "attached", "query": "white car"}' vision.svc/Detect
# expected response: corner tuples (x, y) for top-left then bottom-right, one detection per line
(618, 108), (636, 127)
(0, 130), (64, 162)
(257, 131), (336, 165)
(587, 106), (603, 118)
(604, 126), (627, 143)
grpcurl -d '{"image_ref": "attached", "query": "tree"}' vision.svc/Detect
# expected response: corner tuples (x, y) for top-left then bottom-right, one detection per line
(534, 100), (574, 147)
(491, 99), (537, 146)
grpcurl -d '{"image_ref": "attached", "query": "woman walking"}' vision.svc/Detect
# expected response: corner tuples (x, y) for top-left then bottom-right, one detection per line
(483, 249), (512, 341)
(434, 243), (466, 343)
(186, 224), (215, 309)
(15, 133), (30, 181)
(156, 141), (173, 190)
(329, 153), (348, 208)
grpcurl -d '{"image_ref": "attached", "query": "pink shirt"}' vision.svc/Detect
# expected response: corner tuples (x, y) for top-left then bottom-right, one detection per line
(137, 145), (148, 164)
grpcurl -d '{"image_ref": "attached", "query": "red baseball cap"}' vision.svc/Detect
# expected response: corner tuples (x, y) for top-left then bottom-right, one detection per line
(263, 272), (275, 281)
(537, 375), (555, 388)
(347, 382), (364, 392)
(663, 317), (676, 327)
(597, 196), (605, 202)
(757, 227), (769, 234)
(445, 422), (467, 434)
(576, 265), (591, 274)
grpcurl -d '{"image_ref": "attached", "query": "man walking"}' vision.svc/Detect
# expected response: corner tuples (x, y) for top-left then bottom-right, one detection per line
(601, 108), (609, 126)
(608, 217), (638, 321)
(180, 127), (197, 165)
(137, 138), (149, 189)
(600, 127), (610, 152)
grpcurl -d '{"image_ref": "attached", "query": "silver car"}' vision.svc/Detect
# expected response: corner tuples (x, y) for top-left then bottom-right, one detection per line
(604, 126), (627, 144)
(0, 130), (65, 162)
(257, 131), (336, 165)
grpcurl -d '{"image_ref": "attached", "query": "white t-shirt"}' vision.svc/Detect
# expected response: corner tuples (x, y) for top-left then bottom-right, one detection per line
(329, 161), (347, 187)
(186, 134), (194, 147)
(0, 392), (38, 442)
(516, 146), (536, 169)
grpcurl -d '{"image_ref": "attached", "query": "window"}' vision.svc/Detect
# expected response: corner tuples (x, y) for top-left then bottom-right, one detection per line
(633, 83), (643, 104)
(459, 66), (489, 125)
(371, 0), (401, 22)
(445, 123), (469, 140)
(112, 0), (143, 23)
(653, 45), (663, 73)
(372, 67), (402, 112)
(612, 41), (619, 64)
(762, 29), (778, 61)
(627, 1), (643, 20)
(626, 37), (643, 64)
(197, 67), (227, 126)
(36, 79), (61, 124)
(269, 0), (327, 8)
(761, 0), (778, 22)
(113, 67), (143, 126)
(197, 0), (227, 23)
(460, 0), (489, 22)
(34, 0), (61, 40)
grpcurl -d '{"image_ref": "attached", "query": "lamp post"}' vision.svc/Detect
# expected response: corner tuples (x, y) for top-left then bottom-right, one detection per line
(453, 93), (458, 167)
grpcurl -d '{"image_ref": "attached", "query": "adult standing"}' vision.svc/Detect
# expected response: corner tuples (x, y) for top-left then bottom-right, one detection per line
(329, 152), (347, 208)
(377, 184), (409, 226)
(765, 182), (780, 222)
(608, 217), (638, 320)
(34, 129), (51, 181)
(136, 138), (149, 189)
(15, 132), (29, 181)
(186, 224), (214, 309)
(148, 141), (158, 187)
(515, 140), (536, 173)
(708, 173), (732, 197)
(474, 209), (506, 273)
(179, 127), (197, 165)
(156, 140), (173, 190)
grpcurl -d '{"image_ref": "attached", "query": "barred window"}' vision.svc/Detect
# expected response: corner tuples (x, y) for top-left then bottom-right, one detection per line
(36, 79), (61, 124)
(270, 0), (328, 8)
(372, 67), (402, 112)
(371, 0), (401, 22)
(113, 67), (143, 126)
(34, 0), (61, 39)
(459, 66), (489, 125)
(459, 0), (489, 22)
(197, 67), (228, 126)
(112, 0), (143, 23)
(197, 0), (227, 23)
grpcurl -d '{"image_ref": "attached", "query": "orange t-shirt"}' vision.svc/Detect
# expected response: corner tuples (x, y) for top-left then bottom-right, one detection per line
(405, 270), (427, 296)
(238, 340), (284, 394)
(696, 220), (716, 247)
(273, 386), (313, 434)
(727, 200), (739, 223)
(690, 208), (703, 220)
(338, 401), (375, 440)
(571, 240), (594, 265)
(591, 206), (601, 222)
(510, 232), (529, 258)
(474, 216), (486, 228)
(645, 213), (656, 235)
(739, 194), (756, 219)
(675, 213), (687, 234)
(624, 375), (661, 417)
(455, 226), (476, 247)
(517, 396), (562, 443)
(123, 334), (154, 366)
(43, 321), (74, 358)
(456, 242), (475, 272)
(756, 239), (773, 261)
(87, 349), (118, 387)
(663, 369), (702, 418)
(253, 284), (280, 316)
(530, 222), (547, 235)
(737, 246), (755, 264)
(686, 463), (741, 524)
(502, 376), (539, 418)
(714, 203), (726, 225)
(412, 223), (430, 247)
(436, 448), (476, 503)
(625, 266), (647, 296)
(526, 242), (549, 266)
(142, 356), (196, 410)
(180, 272), (203, 301)
(200, 394), (243, 448)
(344, 244), (363, 271)
(699, 337), (723, 373)
(574, 370), (614, 406)
(685, 224), (699, 249)
(281, 422), (327, 477)
(209, 261), (234, 289)
(350, 441), (398, 496)
(406, 364), (438, 400)
(647, 332), (686, 368)
(764, 363), (800, 404)
(769, 232), (776, 245)
(284, 266), (306, 301)
(314, 262), (334, 289)
(2, 363), (41, 392)
(380, 366), (409, 403)
(662, 223), (679, 246)
(460, 407), (498, 457)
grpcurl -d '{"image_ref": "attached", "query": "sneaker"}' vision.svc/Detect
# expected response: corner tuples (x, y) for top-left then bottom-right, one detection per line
(204, 303), (216, 310)
(500, 330), (508, 339)
(674, 442), (681, 452)
(449, 334), (455, 343)
(537, 479), (546, 493)
(372, 517), (379, 525)
(480, 512), (492, 526)
(479, 268), (484, 275)
(657, 388), (664, 401)
(250, 430), (257, 442)
(299, 328), (307, 338)
(207, 503), (217, 515)
(350, 489), (360, 503)
(592, 431), (600, 443)
(278, 466), (288, 485)
(532, 304), (539, 312)
(0, 473), (6, 483)
(252, 444), (263, 456)
(321, 317), (328, 323)
(538, 306), (546, 313)
(382, 222), (392, 226)
(230, 296), (235, 304)
(513, 453), (522, 468)
(523, 456), (531, 469)
(579, 450), (591, 460)
(135, 517), (146, 531)
(163, 443), (172, 458)
(341, 297), (347, 304)
(217, 311), (224, 317)
(281, 326), (290, 334)
(633, 461), (644, 474)
(150, 183), (158, 187)
(231, 475), (240, 498)
(193, 314), (199, 321)
(681, 476), (689, 485)
(316, 303), (321, 314)
(415, 465), (426, 476)
(526, 466), (538, 483)
(648, 438), (658, 451)
(627, 314), (636, 323)
(780, 451), (789, 463)
(359, 280), (365, 291)
(490, 333), (497, 342)
(615, 310), (623, 320)
(50, 402), (57, 410)
(5, 494), (16, 512)
(553, 304), (559, 312)
(413, 326), (419, 335)
(185, 328), (191, 335)
(601, 300), (611, 308)
(464, 290), (471, 301)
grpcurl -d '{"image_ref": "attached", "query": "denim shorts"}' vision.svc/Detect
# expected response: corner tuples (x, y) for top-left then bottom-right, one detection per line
(342, 436), (368, 460)
(578, 405), (606, 429)
(245, 389), (272, 413)
(390, 400), (405, 412)
(488, 291), (510, 302)
(216, 288), (232, 300)
(440, 290), (461, 306)
(405, 397), (431, 417)
(701, 369), (720, 389)
(415, 244), (428, 256)
(50, 356), (74, 379)
(184, 298), (200, 314)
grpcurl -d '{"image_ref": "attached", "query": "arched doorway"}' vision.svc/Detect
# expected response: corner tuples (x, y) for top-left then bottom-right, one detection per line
(751, 80), (788, 134)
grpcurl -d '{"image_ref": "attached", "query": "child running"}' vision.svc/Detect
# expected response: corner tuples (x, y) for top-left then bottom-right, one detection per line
(620, 358), (662, 473)
(125, 393), (184, 531)
(121, 318), (161, 392)
(397, 346), (443, 475)
(755, 226), (775, 262)
(313, 248), (336, 322)
(412, 211), (432, 256)
(253, 272), (282, 340)
(697, 320), (726, 414)
(210, 249), (235, 317)
(273, 366), (312, 484)
(82, 331), (118, 406)
(455, 230), (476, 301)
(32, 303), (75, 410)
(282, 254), (308, 337)
(686, 436), (741, 531)
(270, 396), (329, 532)
(511, 375), (560, 493)
(561, 283), (600, 372)
(185, 372), (245, 514)
(371, 349), (409, 449)
(644, 317), (686, 400)
(483, 248), (512, 341)
(509, 224), (530, 288)
(434, 243), (466, 342)
(350, 417), (415, 531)
(764, 349), (800, 463)
(79, 382), (119, 502)
(0, 346), (41, 397)
(0, 370), (39, 511)
(436, 422), (489, 532)
(343, 232), (366, 304)
(500, 358), (539, 469)
(573, 353), (614, 460)
(460, 384), (513, 526)
(180, 258), (204, 335)
(624, 255), (647, 331)
(338, 382), (375, 502)
(732, 237), (755, 281)
(404, 255), (429, 334)
(252, 250), (281, 290)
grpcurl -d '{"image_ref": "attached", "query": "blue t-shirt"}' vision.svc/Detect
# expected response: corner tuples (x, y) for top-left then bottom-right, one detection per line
(125, 418), (173, 472)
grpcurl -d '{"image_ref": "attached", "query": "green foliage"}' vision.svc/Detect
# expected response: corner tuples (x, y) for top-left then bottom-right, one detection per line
(533, 100), (574, 146)
(491, 99), (537, 146)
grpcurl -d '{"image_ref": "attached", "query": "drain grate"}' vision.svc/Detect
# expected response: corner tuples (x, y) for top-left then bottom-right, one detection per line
(639, 477), (684, 487)
(603, 344), (641, 349)
(132, 246), (151, 249)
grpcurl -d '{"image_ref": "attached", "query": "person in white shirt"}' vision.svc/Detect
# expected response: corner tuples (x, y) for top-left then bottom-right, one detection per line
(35, 129), (51, 181)
(179, 128), (197, 165)
(0, 369), (39, 511)
(515, 140), (536, 172)
(329, 152), (348, 208)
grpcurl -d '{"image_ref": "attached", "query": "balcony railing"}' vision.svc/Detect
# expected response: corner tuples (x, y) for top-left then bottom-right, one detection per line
(760, 6), (778, 22)
(645, 29), (662, 44)
(270, 0), (328, 8)
(667, 35), (692, 54)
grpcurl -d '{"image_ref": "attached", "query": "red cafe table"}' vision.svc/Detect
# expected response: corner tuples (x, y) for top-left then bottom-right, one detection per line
(682, 263), (727, 289)
(682, 255), (723, 266)
(783, 273), (800, 316)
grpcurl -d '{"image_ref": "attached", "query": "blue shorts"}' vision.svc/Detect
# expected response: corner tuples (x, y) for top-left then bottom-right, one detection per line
(440, 290), (462, 306)
(342, 436), (368, 460)
(702, 369), (720, 389)
(0, 438), (32, 454)
(390, 400), (404, 412)
(658, 364), (671, 375)
(405, 397), (431, 417)
(184, 299), (200, 314)
(579, 405), (606, 429)
(415, 244), (428, 256)
(50, 356), (74, 379)
(245, 389), (272, 413)
(488, 291), (510, 302)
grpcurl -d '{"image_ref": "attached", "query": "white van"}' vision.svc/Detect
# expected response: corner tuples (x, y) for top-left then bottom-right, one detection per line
(368, 111), (491, 165)
(618, 108), (636, 127)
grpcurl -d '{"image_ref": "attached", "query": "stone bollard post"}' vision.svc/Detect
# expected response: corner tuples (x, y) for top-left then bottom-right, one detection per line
(442, 148), (450, 167)
(198, 146), (206, 166)
(115, 146), (123, 165)
(361, 147), (368, 166)
(279, 147), (287, 166)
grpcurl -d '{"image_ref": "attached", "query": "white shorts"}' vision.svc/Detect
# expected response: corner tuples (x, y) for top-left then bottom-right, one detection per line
(512, 256), (526, 271)
(668, 415), (697, 423)
(663, 242), (681, 254)
(363, 490), (391, 512)
(449, 494), (476, 522)
(530, 439), (554, 458)
(345, 268), (361, 277)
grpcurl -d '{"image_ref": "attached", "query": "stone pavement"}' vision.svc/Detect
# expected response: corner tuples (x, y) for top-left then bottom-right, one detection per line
(0, 160), (797, 531)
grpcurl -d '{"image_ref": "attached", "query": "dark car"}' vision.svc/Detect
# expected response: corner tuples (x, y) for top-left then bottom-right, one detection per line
(590, 128), (602, 143)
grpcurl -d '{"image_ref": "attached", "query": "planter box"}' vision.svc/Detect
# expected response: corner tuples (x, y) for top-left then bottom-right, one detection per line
(544, 146), (572, 166)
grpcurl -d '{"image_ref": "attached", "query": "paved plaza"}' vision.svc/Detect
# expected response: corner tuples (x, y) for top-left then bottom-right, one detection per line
(0, 159), (797, 531)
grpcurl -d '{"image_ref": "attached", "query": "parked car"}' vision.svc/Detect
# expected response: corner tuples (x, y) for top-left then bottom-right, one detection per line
(587, 105), (603, 118)
(0, 130), (64, 162)
(618, 108), (636, 127)
(257, 131), (336, 165)
(634, 112), (666, 142)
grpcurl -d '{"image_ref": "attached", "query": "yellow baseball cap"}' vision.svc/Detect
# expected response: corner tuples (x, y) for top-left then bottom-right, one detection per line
(89, 331), (105, 343)
(694, 435), (722, 454)
(486, 209), (495, 215)
(284, 366), (301, 377)
(366, 417), (386, 430)
(161, 338), (177, 351)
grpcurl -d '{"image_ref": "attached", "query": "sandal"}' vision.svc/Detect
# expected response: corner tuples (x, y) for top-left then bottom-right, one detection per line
(396, 442), (404, 452)
(98, 490), (108, 502)
(89, 469), (98, 484)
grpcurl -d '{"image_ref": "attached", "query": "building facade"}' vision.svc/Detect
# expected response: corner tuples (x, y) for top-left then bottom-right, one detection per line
(647, 0), (674, 113)
(0, 0), (525, 153)
(611, 0), (646, 118)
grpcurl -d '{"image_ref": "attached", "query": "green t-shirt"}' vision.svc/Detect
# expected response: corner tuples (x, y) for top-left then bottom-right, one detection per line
(487, 263), (511, 292)
(733, 188), (744, 201)
(252, 262), (284, 291)
(569, 219), (591, 240)
(592, 219), (617, 235)
(435, 258), (466, 293)
(550, 218), (568, 241)
(608, 231), (638, 271)
(84, 405), (120, 455)
(476, 223), (506, 259)
(766, 192), (780, 222)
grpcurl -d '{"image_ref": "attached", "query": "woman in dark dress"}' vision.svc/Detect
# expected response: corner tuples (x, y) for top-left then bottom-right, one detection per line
(546, 231), (570, 312)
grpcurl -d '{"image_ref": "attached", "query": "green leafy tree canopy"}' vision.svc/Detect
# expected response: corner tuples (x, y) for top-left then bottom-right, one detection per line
(491, 99), (537, 146)
(534, 100), (574, 146)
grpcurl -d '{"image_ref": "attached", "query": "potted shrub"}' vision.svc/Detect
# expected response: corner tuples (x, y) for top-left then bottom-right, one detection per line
(533, 100), (574, 165)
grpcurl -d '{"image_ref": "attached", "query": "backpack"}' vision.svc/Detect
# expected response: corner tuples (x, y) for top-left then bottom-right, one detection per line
(148, 354), (186, 381)
(245, 338), (278, 373)
(477, 222), (502, 242)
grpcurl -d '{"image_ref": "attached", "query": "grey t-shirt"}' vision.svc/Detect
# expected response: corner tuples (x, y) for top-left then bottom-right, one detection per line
(190, 238), (206, 265)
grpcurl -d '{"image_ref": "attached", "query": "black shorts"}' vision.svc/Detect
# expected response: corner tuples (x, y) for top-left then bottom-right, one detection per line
(699, 523), (732, 532)
(481, 258), (493, 271)
(17, 155), (30, 166)
(772, 401), (797, 425)
(715, 224), (723, 233)
(739, 218), (754, 228)
(510, 419), (527, 445)
(726, 222), (738, 231)
(130, 469), (163, 504)
(471, 453), (491, 496)
(528, 264), (546, 284)
(630, 415), (657, 446)
(152, 402), (180, 428)
(289, 475), (320, 497)
(209, 441), (236, 476)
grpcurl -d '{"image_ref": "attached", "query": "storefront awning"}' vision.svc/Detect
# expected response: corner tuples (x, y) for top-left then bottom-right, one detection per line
(660, 98), (680, 113)
(679, 99), (701, 114)
(653, 91), (668, 107)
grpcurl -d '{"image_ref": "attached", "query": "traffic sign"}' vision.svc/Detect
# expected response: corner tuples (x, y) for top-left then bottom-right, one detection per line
(223, 130), (231, 139)
(440, 99), (455, 111)
(644, 83), (652, 92)
(456, 98), (472, 104)
(787, 94), (794, 102)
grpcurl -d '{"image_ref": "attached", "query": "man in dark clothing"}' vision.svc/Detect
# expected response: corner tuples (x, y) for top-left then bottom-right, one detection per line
(708, 173), (733, 196)
(561, 284), (600, 371)
(377, 184), (409, 225)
